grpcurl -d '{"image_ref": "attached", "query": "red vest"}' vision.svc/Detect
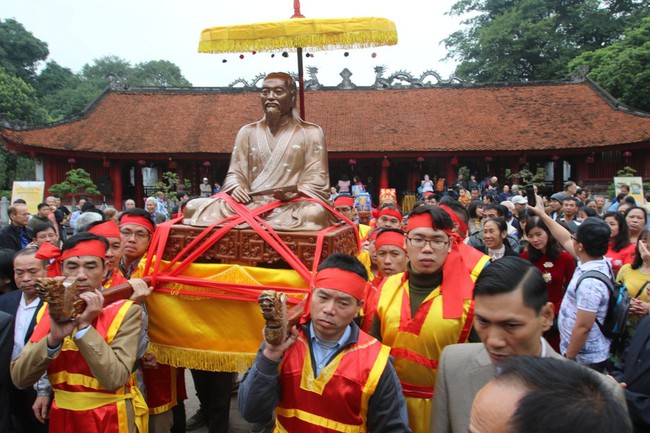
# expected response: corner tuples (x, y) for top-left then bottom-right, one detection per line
(30, 300), (139, 433)
(276, 327), (390, 433)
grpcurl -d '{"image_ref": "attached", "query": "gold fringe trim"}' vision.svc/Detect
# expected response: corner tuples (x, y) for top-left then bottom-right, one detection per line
(199, 17), (397, 53)
(149, 343), (255, 372)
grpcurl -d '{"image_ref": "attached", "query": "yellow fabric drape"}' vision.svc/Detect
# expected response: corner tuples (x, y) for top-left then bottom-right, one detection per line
(199, 17), (397, 53)
(146, 261), (309, 372)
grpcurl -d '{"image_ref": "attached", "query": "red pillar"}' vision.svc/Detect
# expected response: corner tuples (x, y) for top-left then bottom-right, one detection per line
(110, 161), (123, 210)
(135, 165), (144, 207)
(446, 162), (456, 185)
(380, 157), (390, 189)
(44, 157), (56, 193)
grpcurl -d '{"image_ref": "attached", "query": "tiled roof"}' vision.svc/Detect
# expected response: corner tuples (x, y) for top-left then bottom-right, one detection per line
(2, 80), (649, 156)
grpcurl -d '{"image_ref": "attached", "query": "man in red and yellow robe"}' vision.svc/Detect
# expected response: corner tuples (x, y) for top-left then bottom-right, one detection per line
(238, 253), (411, 433)
(11, 233), (147, 433)
(369, 206), (489, 433)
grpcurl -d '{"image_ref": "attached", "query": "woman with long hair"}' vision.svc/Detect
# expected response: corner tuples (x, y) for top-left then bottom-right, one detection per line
(476, 217), (518, 260)
(617, 229), (650, 318)
(625, 206), (648, 244)
(467, 201), (484, 236)
(521, 215), (576, 351)
(604, 211), (635, 277)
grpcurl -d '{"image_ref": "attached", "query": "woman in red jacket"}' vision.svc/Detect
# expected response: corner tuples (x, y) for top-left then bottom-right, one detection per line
(521, 215), (576, 351)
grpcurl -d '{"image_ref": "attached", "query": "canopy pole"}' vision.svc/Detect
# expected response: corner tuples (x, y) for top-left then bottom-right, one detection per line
(297, 47), (305, 120)
(292, 0), (305, 18)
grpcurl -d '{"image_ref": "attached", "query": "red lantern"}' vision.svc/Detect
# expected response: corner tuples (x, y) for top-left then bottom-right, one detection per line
(102, 157), (110, 168)
(137, 159), (146, 166)
(203, 161), (211, 167)
(67, 158), (76, 164)
(450, 156), (458, 166)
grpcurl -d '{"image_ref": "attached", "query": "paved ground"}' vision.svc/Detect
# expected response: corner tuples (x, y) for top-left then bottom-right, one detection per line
(183, 370), (251, 433)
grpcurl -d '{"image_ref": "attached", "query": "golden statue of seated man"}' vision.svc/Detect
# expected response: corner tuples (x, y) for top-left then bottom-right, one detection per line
(184, 72), (337, 231)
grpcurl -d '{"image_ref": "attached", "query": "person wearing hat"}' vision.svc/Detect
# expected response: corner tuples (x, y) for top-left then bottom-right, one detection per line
(547, 192), (569, 221)
(200, 178), (212, 198)
(532, 198), (613, 372)
(368, 206), (489, 433)
(238, 253), (410, 433)
(11, 233), (146, 433)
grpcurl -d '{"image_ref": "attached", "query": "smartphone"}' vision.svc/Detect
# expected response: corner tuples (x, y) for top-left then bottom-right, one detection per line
(525, 185), (536, 207)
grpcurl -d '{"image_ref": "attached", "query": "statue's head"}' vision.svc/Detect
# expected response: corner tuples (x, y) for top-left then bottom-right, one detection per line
(261, 72), (297, 118)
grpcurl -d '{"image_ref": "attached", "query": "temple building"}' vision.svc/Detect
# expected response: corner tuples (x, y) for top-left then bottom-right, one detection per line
(1, 69), (649, 209)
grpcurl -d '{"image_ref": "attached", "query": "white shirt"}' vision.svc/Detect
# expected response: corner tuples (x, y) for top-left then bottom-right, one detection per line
(12, 292), (39, 360)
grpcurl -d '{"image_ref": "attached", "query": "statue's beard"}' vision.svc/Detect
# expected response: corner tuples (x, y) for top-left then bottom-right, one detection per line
(265, 107), (282, 126)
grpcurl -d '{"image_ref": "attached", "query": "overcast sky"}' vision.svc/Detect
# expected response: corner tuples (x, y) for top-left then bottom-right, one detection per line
(3, 0), (465, 87)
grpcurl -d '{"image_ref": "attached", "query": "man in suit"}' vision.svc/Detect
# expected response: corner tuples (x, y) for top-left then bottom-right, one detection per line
(611, 316), (650, 432)
(0, 310), (14, 433)
(0, 247), (47, 433)
(0, 203), (34, 251)
(431, 257), (557, 433)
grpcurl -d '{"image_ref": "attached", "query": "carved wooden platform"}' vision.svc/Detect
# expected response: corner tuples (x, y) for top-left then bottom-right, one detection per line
(161, 224), (359, 269)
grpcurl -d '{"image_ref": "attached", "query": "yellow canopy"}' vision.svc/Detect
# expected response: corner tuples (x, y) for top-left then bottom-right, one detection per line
(199, 16), (397, 53)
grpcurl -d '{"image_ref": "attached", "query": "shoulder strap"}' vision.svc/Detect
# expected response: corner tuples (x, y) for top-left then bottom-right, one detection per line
(575, 270), (615, 336)
(576, 270), (614, 293)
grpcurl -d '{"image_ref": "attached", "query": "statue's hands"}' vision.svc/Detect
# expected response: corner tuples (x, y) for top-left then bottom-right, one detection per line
(273, 189), (295, 201)
(231, 186), (251, 204)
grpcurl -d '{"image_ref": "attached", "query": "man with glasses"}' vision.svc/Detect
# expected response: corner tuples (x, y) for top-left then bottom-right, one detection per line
(118, 209), (153, 279)
(368, 206), (489, 433)
(118, 209), (186, 433)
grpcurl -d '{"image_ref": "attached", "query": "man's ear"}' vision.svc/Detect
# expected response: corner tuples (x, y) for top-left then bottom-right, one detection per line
(540, 302), (554, 332)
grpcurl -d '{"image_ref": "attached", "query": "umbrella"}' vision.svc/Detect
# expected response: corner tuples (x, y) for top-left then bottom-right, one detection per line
(198, 0), (397, 119)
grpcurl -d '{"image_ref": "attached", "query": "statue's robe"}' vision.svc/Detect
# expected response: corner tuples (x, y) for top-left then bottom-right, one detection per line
(185, 118), (337, 231)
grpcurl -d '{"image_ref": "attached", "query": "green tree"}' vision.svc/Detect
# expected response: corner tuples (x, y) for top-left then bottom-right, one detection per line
(569, 16), (650, 112)
(0, 67), (49, 124)
(444, 0), (648, 82)
(130, 60), (191, 87)
(34, 61), (80, 98)
(152, 171), (192, 212)
(81, 55), (132, 84)
(0, 18), (49, 84)
(505, 164), (546, 186)
(48, 168), (101, 201)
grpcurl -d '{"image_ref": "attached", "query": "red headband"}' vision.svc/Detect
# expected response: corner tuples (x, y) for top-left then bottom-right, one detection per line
(313, 267), (367, 301)
(378, 208), (403, 222)
(439, 205), (469, 237)
(88, 221), (121, 239)
(35, 242), (62, 261)
(375, 231), (406, 251)
(334, 196), (354, 208)
(406, 211), (454, 236)
(60, 239), (106, 261)
(120, 214), (154, 234)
